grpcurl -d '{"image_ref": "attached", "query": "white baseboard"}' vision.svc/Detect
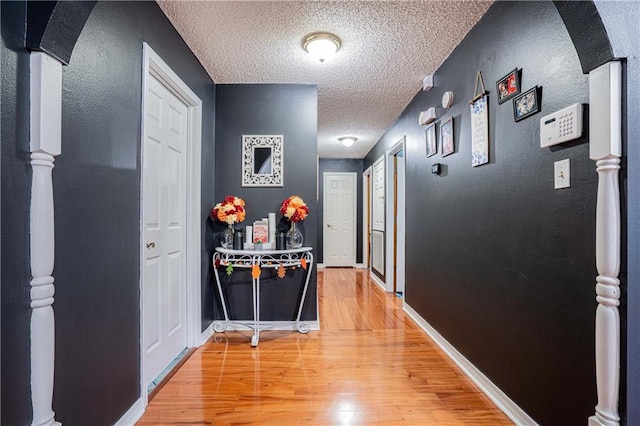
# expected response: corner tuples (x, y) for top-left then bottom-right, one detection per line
(369, 271), (387, 291)
(217, 320), (320, 332)
(120, 324), (212, 426)
(318, 263), (365, 269)
(114, 396), (145, 426)
(403, 304), (538, 426)
(199, 323), (214, 345)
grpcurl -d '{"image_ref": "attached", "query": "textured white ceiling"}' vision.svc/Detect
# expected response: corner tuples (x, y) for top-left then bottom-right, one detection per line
(157, 0), (492, 159)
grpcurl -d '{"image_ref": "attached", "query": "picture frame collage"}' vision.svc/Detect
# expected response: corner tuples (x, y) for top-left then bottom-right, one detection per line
(423, 68), (541, 164)
(495, 68), (541, 122)
(426, 116), (454, 158)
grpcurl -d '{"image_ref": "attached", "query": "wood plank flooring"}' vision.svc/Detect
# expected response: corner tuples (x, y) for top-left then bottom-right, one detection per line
(137, 268), (513, 425)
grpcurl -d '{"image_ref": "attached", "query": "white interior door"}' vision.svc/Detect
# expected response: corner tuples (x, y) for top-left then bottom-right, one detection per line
(372, 157), (385, 278)
(372, 158), (385, 231)
(143, 72), (188, 386)
(324, 172), (357, 267)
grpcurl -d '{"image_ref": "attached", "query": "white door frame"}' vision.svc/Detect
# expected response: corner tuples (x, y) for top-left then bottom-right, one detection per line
(139, 43), (202, 405)
(395, 148), (406, 295)
(323, 172), (357, 267)
(385, 137), (406, 294)
(362, 166), (372, 270)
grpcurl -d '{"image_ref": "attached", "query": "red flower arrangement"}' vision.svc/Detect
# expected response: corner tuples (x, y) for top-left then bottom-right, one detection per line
(211, 196), (246, 225)
(280, 195), (309, 222)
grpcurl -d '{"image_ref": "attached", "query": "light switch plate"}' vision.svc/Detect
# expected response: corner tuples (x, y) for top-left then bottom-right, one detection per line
(554, 159), (570, 189)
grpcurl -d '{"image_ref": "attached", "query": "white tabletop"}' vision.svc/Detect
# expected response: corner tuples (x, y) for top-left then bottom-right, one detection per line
(215, 247), (312, 256)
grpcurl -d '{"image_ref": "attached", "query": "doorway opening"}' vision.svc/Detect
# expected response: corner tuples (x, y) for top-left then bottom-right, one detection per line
(386, 137), (406, 297)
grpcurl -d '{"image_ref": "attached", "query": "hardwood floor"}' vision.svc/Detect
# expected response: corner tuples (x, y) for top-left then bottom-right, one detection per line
(137, 268), (513, 425)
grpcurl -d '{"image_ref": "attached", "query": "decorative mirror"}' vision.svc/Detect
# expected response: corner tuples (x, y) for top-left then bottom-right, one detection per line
(242, 135), (283, 187)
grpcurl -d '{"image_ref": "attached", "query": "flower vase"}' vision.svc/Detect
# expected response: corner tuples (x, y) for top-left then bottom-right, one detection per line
(221, 223), (234, 248)
(286, 221), (303, 249)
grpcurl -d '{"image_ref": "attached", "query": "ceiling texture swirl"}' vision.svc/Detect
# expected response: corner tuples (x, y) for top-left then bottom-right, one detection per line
(158, 0), (492, 158)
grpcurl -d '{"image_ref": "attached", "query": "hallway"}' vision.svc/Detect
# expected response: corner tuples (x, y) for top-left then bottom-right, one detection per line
(137, 268), (512, 425)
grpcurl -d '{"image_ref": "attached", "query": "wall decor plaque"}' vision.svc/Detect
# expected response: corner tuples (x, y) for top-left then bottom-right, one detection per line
(470, 71), (489, 167)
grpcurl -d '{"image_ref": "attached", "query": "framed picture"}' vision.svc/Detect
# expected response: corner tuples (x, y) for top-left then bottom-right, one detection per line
(426, 123), (437, 157)
(496, 68), (520, 104)
(513, 86), (540, 122)
(440, 116), (454, 157)
(242, 135), (283, 187)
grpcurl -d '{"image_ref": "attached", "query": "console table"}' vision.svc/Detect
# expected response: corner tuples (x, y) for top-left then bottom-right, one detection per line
(212, 247), (314, 346)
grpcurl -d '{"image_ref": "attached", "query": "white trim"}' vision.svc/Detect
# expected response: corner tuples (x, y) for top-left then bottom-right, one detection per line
(113, 397), (145, 426)
(369, 271), (386, 291)
(323, 172), (358, 267)
(29, 51), (63, 426)
(317, 263), (365, 269)
(362, 166), (372, 270)
(403, 304), (538, 426)
(384, 138), (406, 293)
(200, 323), (214, 346)
(588, 61), (622, 426)
(140, 42), (203, 408)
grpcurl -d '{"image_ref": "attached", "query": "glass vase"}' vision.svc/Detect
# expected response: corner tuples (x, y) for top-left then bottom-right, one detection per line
(286, 221), (303, 249)
(221, 223), (234, 248)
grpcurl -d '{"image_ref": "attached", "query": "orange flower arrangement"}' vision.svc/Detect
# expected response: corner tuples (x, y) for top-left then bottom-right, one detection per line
(211, 196), (246, 225)
(280, 195), (309, 222)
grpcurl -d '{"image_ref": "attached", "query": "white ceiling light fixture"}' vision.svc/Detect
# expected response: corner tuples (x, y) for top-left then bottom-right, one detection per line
(339, 136), (357, 147)
(302, 32), (341, 63)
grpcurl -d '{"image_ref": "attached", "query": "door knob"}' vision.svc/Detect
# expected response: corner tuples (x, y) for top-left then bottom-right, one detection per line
(326, 224), (332, 228)
(146, 242), (156, 249)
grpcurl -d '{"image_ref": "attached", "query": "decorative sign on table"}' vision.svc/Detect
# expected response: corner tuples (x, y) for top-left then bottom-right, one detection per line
(252, 220), (268, 243)
(470, 71), (489, 167)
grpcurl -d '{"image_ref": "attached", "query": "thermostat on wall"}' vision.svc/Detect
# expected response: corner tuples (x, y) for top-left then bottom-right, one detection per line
(540, 103), (583, 147)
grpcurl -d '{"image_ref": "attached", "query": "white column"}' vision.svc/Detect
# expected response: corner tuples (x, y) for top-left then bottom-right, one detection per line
(29, 52), (62, 426)
(588, 61), (622, 426)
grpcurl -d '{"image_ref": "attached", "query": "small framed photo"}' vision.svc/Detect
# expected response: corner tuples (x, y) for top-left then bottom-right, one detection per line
(440, 116), (454, 157)
(513, 86), (540, 122)
(426, 123), (437, 157)
(496, 68), (520, 104)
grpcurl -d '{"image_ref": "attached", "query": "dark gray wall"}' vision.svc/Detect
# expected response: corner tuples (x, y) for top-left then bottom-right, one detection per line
(2, 2), (32, 424)
(595, 1), (640, 423)
(214, 84), (318, 321)
(1, 1), (216, 424)
(317, 159), (364, 264)
(364, 2), (598, 424)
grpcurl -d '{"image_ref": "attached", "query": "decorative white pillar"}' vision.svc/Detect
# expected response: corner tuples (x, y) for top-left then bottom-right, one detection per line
(588, 61), (622, 426)
(29, 52), (62, 426)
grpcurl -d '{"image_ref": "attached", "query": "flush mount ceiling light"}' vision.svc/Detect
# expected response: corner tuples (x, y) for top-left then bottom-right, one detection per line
(339, 136), (357, 147)
(302, 32), (341, 63)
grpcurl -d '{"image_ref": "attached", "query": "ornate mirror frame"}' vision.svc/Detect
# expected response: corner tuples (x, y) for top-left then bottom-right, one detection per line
(242, 135), (284, 187)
